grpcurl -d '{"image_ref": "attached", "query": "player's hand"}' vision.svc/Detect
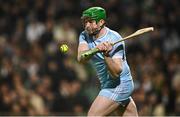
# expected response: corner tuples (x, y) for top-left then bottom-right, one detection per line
(96, 41), (113, 55)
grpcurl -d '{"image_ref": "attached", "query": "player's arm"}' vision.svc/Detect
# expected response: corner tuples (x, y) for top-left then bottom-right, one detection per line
(77, 33), (94, 63)
(96, 42), (122, 78)
(104, 56), (122, 78)
(77, 43), (92, 63)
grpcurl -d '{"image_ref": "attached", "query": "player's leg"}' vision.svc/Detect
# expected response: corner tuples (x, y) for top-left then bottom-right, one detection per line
(88, 95), (120, 116)
(123, 97), (138, 116)
(88, 96), (138, 116)
(112, 97), (138, 116)
(88, 80), (135, 116)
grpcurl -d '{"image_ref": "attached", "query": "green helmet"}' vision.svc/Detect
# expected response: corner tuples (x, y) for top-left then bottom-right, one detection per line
(82, 7), (106, 22)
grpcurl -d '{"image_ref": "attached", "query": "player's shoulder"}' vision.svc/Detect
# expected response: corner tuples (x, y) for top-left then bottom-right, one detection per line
(80, 30), (86, 36)
(107, 27), (122, 39)
(79, 30), (92, 43)
(79, 31), (88, 39)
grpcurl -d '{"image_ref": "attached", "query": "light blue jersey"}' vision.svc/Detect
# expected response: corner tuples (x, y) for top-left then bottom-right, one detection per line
(79, 27), (133, 89)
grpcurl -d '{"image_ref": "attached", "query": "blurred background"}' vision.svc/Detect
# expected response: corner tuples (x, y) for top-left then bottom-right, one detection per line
(0, 0), (180, 116)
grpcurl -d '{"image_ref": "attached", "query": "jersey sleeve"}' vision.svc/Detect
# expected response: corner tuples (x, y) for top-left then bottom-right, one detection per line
(111, 34), (125, 59)
(79, 32), (88, 44)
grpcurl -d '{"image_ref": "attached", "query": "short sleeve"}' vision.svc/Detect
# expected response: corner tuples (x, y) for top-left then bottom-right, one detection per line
(110, 34), (125, 59)
(79, 32), (88, 44)
(112, 44), (124, 59)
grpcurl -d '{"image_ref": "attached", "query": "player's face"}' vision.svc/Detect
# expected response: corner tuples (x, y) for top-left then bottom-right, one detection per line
(81, 17), (101, 35)
(84, 20), (99, 35)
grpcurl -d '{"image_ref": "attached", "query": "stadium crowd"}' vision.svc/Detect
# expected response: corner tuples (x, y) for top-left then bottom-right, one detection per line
(0, 0), (180, 116)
